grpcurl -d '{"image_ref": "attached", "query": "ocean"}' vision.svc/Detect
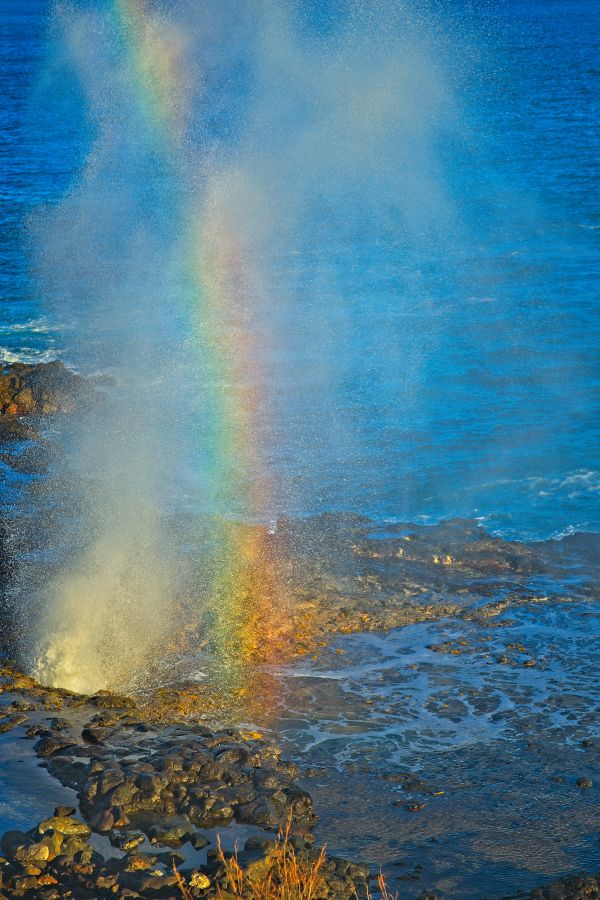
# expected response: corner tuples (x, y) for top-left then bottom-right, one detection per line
(1, 0), (599, 542)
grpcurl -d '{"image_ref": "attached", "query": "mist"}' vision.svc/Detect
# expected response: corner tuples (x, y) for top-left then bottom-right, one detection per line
(25, 0), (471, 692)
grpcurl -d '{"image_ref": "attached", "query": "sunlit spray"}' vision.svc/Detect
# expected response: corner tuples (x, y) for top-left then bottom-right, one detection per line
(27, 0), (464, 695)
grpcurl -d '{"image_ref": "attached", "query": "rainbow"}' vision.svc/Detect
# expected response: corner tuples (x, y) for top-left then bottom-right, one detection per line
(111, 0), (189, 143)
(108, 0), (289, 700)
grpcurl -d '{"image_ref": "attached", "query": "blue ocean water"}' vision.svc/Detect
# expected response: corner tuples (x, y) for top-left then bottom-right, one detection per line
(0, 0), (598, 541)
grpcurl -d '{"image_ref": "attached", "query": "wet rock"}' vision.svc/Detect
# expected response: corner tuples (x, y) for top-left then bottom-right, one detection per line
(94, 872), (119, 890)
(214, 746), (249, 765)
(82, 725), (111, 744)
(97, 768), (126, 794)
(304, 766), (328, 778)
(47, 718), (70, 732)
(189, 871), (211, 890)
(1, 831), (32, 858)
(157, 753), (185, 772)
(155, 849), (185, 867)
(37, 816), (91, 838)
(0, 361), (96, 417)
(138, 873), (179, 894)
(10, 875), (42, 892)
(13, 842), (50, 866)
(25, 723), (51, 738)
(0, 666), (327, 893)
(189, 833), (209, 850)
(47, 755), (87, 788)
(274, 759), (301, 780)
(112, 807), (131, 828)
(109, 831), (145, 852)
(0, 416), (37, 441)
(395, 800), (427, 813)
(34, 736), (76, 757)
(11, 387), (35, 414)
(124, 853), (158, 871)
(60, 834), (90, 858)
(89, 691), (137, 710)
(576, 777), (592, 789)
(54, 806), (76, 818)
(347, 861), (370, 880)
(236, 797), (287, 829)
(148, 823), (191, 847)
(8, 700), (35, 712)
(90, 810), (114, 833)
(135, 772), (166, 795)
(0, 712), (28, 731)
(0, 805), (367, 900)
(529, 872), (600, 898)
(244, 835), (279, 853)
(105, 780), (138, 807)
(39, 830), (64, 860)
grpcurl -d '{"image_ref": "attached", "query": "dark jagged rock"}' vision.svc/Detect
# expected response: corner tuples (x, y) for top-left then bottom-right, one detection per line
(0, 713), (28, 733)
(0, 808), (368, 899)
(529, 872), (600, 898)
(34, 735), (77, 757)
(0, 360), (98, 417)
(82, 725), (112, 744)
(3, 661), (595, 898)
(88, 691), (137, 710)
(0, 667), (319, 850)
(0, 414), (37, 440)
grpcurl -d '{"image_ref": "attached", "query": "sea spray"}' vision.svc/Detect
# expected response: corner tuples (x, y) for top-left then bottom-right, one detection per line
(26, 0), (466, 693)
(27, 1), (194, 692)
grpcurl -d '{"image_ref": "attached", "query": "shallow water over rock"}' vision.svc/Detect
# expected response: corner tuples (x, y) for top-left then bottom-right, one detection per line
(258, 600), (600, 897)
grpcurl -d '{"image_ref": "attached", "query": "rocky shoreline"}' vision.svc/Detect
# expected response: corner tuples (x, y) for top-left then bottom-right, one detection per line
(0, 664), (598, 898)
(0, 666), (370, 898)
(1, 362), (599, 898)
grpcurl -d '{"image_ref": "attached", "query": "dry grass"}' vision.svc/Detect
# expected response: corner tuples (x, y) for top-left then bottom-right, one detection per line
(173, 863), (194, 899)
(175, 819), (398, 899)
(357, 872), (399, 900)
(213, 819), (327, 900)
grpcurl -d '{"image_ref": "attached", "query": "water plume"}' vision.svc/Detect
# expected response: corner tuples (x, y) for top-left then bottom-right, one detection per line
(25, 0), (467, 695)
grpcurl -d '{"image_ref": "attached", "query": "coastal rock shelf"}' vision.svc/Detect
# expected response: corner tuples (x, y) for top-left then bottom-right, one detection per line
(0, 665), (598, 898)
(278, 514), (600, 652)
(0, 667), (368, 898)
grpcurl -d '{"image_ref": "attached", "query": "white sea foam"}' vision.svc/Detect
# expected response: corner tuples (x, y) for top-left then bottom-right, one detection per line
(0, 318), (57, 335)
(0, 346), (60, 365)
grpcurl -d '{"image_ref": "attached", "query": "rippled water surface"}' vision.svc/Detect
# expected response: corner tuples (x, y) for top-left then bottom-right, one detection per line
(266, 600), (600, 897)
